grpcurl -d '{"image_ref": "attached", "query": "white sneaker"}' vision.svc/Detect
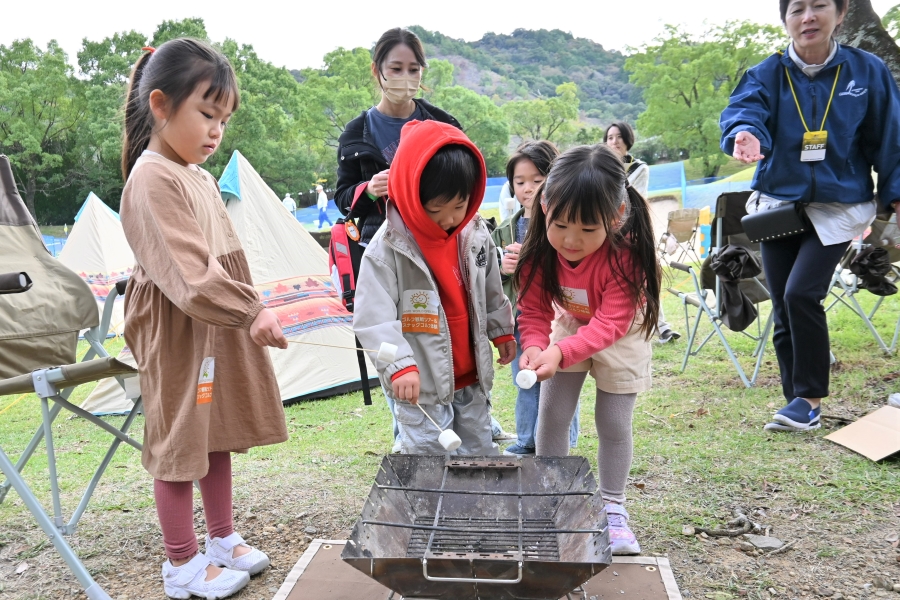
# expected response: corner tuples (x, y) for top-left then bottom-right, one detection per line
(162, 553), (249, 600)
(205, 532), (270, 575)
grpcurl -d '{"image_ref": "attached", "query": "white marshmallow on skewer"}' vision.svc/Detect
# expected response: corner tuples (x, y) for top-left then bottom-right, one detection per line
(438, 429), (462, 452)
(377, 342), (398, 363)
(516, 369), (538, 389)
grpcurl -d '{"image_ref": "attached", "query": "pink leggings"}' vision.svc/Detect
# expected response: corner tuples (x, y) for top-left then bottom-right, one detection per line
(154, 452), (234, 560)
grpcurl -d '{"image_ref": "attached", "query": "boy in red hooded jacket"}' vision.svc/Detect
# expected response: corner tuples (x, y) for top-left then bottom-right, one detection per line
(352, 120), (516, 454)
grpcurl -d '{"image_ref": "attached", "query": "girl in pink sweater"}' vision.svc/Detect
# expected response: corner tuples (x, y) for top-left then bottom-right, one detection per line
(515, 144), (660, 555)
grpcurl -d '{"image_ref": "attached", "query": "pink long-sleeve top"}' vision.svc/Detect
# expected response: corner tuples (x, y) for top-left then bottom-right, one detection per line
(517, 242), (640, 369)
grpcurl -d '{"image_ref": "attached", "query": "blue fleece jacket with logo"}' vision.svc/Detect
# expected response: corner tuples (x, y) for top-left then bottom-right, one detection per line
(720, 45), (900, 211)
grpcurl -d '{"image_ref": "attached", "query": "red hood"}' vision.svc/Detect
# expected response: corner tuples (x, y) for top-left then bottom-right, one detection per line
(387, 120), (486, 245)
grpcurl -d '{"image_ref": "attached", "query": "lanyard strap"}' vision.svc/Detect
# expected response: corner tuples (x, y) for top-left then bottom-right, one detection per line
(784, 64), (842, 133)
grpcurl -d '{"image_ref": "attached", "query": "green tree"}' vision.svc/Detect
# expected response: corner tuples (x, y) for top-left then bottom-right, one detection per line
(502, 82), (579, 144)
(150, 17), (209, 46)
(422, 60), (510, 175)
(626, 22), (785, 177)
(296, 47), (377, 153)
(884, 4), (900, 39)
(72, 30), (147, 209)
(211, 39), (318, 195)
(0, 39), (86, 219)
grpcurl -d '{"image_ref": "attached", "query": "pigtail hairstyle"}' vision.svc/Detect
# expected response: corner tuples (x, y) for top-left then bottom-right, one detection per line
(515, 144), (661, 338)
(121, 38), (240, 180)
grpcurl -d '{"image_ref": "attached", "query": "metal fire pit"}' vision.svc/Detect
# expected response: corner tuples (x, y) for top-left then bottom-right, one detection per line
(342, 455), (611, 600)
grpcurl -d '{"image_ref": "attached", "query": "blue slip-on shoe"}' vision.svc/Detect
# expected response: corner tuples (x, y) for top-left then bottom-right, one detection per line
(502, 442), (536, 456)
(772, 397), (821, 431)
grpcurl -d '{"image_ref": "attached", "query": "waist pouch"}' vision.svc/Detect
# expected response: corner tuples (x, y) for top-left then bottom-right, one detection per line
(741, 202), (808, 244)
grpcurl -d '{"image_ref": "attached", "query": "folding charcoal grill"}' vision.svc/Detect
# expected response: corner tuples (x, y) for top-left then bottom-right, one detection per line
(342, 455), (612, 600)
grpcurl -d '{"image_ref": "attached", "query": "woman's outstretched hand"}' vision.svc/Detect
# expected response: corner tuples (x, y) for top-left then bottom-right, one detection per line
(733, 131), (765, 164)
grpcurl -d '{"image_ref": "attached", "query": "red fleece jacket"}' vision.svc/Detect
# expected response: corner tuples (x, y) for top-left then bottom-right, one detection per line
(387, 120), (512, 389)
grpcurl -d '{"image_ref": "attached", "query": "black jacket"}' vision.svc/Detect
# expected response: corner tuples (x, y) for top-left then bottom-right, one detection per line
(334, 98), (461, 245)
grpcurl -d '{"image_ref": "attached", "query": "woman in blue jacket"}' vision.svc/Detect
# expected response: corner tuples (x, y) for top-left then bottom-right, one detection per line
(720, 0), (900, 432)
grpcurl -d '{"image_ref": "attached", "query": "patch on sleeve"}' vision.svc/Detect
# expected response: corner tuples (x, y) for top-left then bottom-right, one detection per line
(401, 289), (441, 334)
(196, 357), (215, 405)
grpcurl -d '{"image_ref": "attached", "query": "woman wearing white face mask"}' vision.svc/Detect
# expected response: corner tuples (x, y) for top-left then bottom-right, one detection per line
(335, 27), (461, 452)
(335, 27), (461, 247)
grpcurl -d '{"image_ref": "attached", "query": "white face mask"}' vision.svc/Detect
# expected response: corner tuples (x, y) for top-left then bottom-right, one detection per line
(380, 74), (420, 105)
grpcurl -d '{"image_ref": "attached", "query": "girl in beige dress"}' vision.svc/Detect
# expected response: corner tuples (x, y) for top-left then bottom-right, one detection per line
(120, 39), (288, 600)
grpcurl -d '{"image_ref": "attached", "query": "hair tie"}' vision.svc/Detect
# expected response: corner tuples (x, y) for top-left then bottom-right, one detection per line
(142, 46), (156, 54)
(624, 180), (632, 189)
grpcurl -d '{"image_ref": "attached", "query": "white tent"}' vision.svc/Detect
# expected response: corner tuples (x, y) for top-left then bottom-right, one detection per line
(57, 192), (133, 336)
(81, 151), (375, 414)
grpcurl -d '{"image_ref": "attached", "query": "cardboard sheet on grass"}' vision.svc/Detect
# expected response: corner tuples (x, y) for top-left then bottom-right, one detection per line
(273, 540), (683, 600)
(81, 151), (375, 414)
(825, 406), (900, 461)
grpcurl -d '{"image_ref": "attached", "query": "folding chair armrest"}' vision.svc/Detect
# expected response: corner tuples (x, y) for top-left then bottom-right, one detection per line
(0, 357), (137, 396)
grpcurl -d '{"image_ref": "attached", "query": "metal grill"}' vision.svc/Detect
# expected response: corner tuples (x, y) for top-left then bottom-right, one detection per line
(343, 455), (612, 600)
(407, 517), (560, 561)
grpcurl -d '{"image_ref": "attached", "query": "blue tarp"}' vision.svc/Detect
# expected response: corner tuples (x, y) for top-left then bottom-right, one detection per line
(294, 200), (342, 227)
(647, 162), (687, 198)
(683, 180), (752, 209)
(42, 235), (66, 257)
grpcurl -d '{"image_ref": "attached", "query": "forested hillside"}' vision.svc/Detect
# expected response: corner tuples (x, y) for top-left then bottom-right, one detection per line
(409, 27), (644, 125)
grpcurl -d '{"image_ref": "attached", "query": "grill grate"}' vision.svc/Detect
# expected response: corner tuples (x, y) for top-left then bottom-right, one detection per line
(407, 516), (560, 561)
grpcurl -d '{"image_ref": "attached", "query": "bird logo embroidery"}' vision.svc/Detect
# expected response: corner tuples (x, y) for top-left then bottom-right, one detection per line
(838, 80), (867, 97)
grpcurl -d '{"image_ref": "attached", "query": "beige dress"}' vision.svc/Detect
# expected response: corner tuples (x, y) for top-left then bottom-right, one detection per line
(120, 153), (287, 482)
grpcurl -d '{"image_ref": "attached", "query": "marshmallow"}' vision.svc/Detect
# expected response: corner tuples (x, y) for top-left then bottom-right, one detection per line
(516, 369), (538, 390)
(377, 342), (398, 363)
(438, 429), (462, 452)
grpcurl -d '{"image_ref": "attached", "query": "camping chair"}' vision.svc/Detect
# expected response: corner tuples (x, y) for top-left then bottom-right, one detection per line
(659, 208), (704, 266)
(667, 192), (775, 387)
(0, 155), (141, 600)
(825, 216), (900, 355)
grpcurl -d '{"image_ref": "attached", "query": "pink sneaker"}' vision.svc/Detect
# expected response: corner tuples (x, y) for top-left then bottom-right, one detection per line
(605, 503), (641, 555)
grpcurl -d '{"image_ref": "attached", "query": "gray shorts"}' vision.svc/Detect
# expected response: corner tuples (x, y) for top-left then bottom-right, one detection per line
(395, 384), (498, 455)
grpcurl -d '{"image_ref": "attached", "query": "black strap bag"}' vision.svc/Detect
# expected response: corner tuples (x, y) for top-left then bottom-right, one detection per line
(741, 199), (808, 244)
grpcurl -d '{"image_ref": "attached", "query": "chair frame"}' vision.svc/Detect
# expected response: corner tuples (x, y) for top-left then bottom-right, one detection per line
(659, 208), (704, 267)
(825, 234), (900, 356)
(0, 284), (140, 600)
(667, 193), (774, 388)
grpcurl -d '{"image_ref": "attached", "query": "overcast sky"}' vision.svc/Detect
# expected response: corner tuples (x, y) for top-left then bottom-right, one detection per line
(3, 0), (898, 71)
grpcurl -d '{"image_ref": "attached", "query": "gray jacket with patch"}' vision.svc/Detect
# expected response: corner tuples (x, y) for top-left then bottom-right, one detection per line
(352, 202), (514, 405)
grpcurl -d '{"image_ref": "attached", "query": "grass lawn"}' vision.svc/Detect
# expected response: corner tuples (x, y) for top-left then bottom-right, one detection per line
(0, 281), (898, 599)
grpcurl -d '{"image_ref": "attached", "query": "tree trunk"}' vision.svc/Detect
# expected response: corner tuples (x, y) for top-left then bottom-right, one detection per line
(24, 175), (37, 221)
(837, 0), (900, 83)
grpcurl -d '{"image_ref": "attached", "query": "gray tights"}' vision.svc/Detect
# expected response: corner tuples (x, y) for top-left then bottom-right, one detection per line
(534, 371), (636, 503)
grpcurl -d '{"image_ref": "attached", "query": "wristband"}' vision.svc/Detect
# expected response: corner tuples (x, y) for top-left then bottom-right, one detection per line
(366, 189), (378, 201)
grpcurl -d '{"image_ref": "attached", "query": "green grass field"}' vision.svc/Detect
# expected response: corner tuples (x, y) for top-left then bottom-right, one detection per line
(1, 277), (898, 598)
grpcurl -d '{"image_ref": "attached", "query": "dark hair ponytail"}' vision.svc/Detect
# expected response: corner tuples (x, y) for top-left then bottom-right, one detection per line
(121, 38), (240, 180)
(122, 51), (154, 181)
(515, 144), (660, 338)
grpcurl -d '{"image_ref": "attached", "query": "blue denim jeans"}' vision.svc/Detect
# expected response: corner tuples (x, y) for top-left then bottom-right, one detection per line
(512, 321), (578, 449)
